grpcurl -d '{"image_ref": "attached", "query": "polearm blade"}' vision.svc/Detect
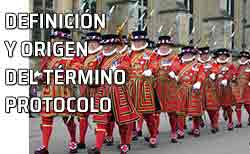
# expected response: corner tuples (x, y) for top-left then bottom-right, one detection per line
(168, 26), (173, 36)
(211, 25), (216, 33)
(80, 2), (86, 10)
(142, 23), (147, 31)
(191, 27), (196, 34)
(230, 31), (235, 38)
(188, 26), (196, 44)
(142, 9), (155, 31)
(107, 5), (116, 21)
(226, 31), (236, 48)
(155, 25), (163, 38)
(139, 13), (146, 22)
(129, 1), (139, 17)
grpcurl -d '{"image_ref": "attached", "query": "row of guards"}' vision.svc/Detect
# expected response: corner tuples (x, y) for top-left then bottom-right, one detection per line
(34, 4), (250, 154)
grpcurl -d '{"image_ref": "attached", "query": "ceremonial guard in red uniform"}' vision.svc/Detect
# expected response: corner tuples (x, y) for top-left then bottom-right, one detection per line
(175, 46), (205, 137)
(104, 35), (131, 145)
(232, 51), (250, 127)
(153, 35), (179, 142)
(214, 48), (236, 130)
(197, 47), (220, 133)
(88, 34), (139, 154)
(35, 28), (78, 154)
(77, 31), (103, 149)
(118, 31), (159, 147)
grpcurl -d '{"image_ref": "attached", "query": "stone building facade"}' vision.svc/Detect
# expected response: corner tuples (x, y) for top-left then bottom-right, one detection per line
(30, 0), (250, 52)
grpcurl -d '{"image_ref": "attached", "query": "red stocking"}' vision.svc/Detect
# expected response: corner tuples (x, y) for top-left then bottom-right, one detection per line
(95, 124), (107, 150)
(79, 117), (88, 144)
(41, 116), (53, 149)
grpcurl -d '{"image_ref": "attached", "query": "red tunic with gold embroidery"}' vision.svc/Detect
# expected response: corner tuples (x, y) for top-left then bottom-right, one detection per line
(241, 68), (250, 104)
(80, 51), (103, 96)
(153, 51), (179, 113)
(93, 52), (140, 125)
(40, 56), (79, 117)
(216, 63), (236, 107)
(118, 49), (157, 113)
(175, 60), (205, 116)
(198, 61), (220, 111)
(78, 51), (103, 117)
(232, 64), (250, 104)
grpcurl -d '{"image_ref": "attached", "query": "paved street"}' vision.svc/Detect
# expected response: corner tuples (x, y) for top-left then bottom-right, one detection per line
(30, 110), (250, 154)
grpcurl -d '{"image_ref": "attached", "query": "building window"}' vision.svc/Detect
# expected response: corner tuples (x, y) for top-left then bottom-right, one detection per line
(32, 0), (55, 41)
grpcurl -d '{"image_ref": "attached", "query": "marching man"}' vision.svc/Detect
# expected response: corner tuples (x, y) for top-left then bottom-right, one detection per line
(35, 28), (78, 154)
(104, 35), (130, 145)
(77, 31), (103, 149)
(196, 46), (220, 133)
(214, 48), (236, 131)
(232, 51), (250, 127)
(153, 35), (179, 142)
(175, 46), (205, 137)
(88, 34), (139, 154)
(118, 30), (159, 147)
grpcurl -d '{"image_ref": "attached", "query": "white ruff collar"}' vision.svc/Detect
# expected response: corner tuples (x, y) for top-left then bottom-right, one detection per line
(198, 56), (212, 63)
(61, 57), (73, 60)
(88, 45), (103, 54)
(245, 68), (250, 72)
(216, 57), (230, 64)
(157, 48), (172, 56)
(102, 48), (117, 57)
(131, 42), (148, 51)
(118, 45), (128, 54)
(238, 59), (250, 65)
(181, 56), (195, 63)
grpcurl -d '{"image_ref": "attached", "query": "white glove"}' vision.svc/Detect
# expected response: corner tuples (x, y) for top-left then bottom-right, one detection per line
(193, 81), (201, 90)
(248, 82), (250, 87)
(34, 70), (42, 78)
(168, 71), (176, 79)
(221, 79), (228, 86)
(58, 64), (64, 69)
(143, 69), (152, 77)
(209, 73), (216, 80)
(218, 74), (223, 79)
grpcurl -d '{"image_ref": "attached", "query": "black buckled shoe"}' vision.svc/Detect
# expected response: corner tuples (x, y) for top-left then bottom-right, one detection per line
(87, 147), (101, 154)
(177, 130), (185, 139)
(149, 138), (158, 148)
(120, 144), (129, 154)
(105, 136), (114, 146)
(34, 145), (49, 154)
(211, 128), (217, 134)
(68, 142), (78, 153)
(171, 138), (178, 143)
(193, 129), (200, 137)
(235, 123), (242, 128)
(170, 133), (178, 143)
